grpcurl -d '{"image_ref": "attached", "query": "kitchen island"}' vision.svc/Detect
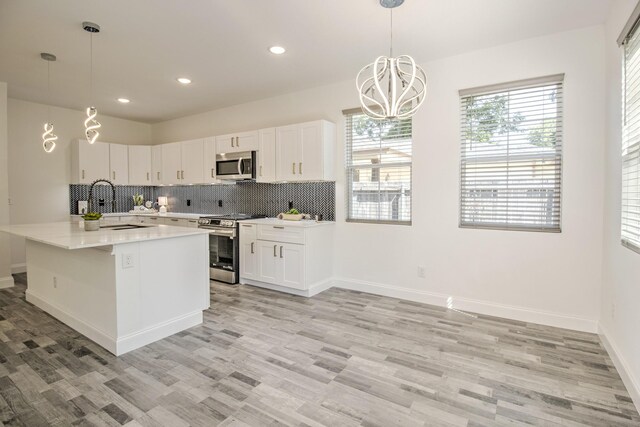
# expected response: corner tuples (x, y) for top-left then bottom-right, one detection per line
(0, 222), (210, 356)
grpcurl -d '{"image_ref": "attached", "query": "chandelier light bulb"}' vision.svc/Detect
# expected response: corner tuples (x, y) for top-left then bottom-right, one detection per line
(42, 122), (57, 153)
(85, 106), (101, 144)
(356, 54), (426, 120)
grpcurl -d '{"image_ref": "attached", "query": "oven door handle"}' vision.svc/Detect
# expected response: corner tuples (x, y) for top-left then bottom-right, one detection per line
(204, 229), (236, 238)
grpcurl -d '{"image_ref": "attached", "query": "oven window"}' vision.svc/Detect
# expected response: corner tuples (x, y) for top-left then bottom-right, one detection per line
(209, 234), (234, 270)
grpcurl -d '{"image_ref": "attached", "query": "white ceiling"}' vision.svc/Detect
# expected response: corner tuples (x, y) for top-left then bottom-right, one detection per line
(0, 0), (612, 123)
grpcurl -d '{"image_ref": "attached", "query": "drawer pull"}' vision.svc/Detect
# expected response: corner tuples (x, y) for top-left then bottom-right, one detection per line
(242, 224), (253, 227)
(273, 226), (285, 229)
(171, 219), (179, 222)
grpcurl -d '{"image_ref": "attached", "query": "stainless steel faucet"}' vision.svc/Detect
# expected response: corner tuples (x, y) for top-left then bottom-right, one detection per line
(87, 179), (116, 213)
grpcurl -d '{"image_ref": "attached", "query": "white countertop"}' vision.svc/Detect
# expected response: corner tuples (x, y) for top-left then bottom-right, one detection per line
(71, 212), (206, 220)
(0, 222), (210, 250)
(241, 218), (334, 228)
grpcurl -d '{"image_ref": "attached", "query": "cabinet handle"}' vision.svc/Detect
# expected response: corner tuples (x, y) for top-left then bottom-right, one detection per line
(236, 137), (239, 147)
(112, 171), (116, 180)
(273, 226), (284, 229)
(147, 172), (150, 181)
(273, 245), (277, 257)
(260, 165), (263, 177)
(280, 246), (283, 258)
(181, 170), (184, 180)
(171, 219), (179, 222)
(157, 171), (160, 180)
(292, 162), (296, 174)
(251, 242), (254, 254)
(242, 224), (253, 227)
(231, 138), (234, 148)
(82, 170), (85, 179)
(211, 168), (215, 178)
(299, 162), (302, 174)
(177, 170), (180, 179)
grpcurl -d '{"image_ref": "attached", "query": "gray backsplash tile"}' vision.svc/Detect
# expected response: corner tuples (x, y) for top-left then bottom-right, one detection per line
(70, 181), (335, 220)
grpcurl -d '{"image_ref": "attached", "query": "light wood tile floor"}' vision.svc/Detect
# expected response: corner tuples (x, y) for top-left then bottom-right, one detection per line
(0, 273), (638, 426)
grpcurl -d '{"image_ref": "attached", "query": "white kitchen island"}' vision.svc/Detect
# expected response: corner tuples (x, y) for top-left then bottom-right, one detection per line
(0, 222), (210, 356)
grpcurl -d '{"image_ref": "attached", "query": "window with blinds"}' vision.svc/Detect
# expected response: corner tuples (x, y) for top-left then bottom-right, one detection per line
(344, 109), (412, 224)
(459, 75), (564, 232)
(622, 19), (640, 254)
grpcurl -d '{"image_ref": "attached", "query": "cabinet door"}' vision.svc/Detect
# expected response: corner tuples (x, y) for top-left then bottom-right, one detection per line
(257, 240), (279, 285)
(240, 240), (257, 281)
(203, 137), (217, 183)
(151, 145), (163, 184)
(181, 139), (204, 184)
(299, 121), (324, 181)
(275, 125), (299, 181)
(76, 140), (110, 183)
(278, 243), (305, 290)
(215, 134), (234, 154)
(257, 128), (276, 183)
(128, 145), (152, 185)
(109, 143), (129, 184)
(162, 142), (182, 185)
(235, 131), (259, 151)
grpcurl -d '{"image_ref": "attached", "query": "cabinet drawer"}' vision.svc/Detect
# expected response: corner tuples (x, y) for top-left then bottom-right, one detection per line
(257, 224), (304, 244)
(240, 223), (257, 239)
(165, 218), (189, 227)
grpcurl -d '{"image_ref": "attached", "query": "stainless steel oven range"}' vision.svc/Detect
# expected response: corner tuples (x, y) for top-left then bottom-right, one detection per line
(198, 214), (264, 284)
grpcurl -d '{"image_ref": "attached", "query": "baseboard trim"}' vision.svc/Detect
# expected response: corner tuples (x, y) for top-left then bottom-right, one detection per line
(11, 263), (26, 274)
(598, 324), (640, 413)
(241, 278), (331, 297)
(332, 277), (598, 333)
(26, 290), (203, 356)
(0, 276), (14, 289)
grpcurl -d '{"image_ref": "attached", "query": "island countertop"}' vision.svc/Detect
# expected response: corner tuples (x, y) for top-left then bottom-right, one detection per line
(241, 218), (335, 228)
(0, 221), (211, 250)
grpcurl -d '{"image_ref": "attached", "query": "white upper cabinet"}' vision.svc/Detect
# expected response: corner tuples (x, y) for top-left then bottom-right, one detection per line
(128, 145), (152, 185)
(203, 137), (217, 183)
(161, 142), (182, 185)
(274, 120), (335, 182)
(71, 139), (110, 184)
(181, 139), (205, 184)
(109, 144), (129, 184)
(151, 145), (163, 185)
(257, 128), (276, 183)
(216, 130), (259, 154)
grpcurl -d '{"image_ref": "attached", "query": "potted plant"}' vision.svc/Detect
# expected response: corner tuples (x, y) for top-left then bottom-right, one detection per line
(281, 208), (303, 221)
(82, 212), (103, 231)
(132, 194), (144, 211)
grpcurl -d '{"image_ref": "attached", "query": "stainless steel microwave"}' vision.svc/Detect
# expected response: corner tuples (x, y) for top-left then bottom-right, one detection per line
(216, 151), (256, 180)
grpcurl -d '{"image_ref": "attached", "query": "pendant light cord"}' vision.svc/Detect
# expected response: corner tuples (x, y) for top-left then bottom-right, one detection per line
(47, 60), (51, 122)
(89, 32), (93, 105)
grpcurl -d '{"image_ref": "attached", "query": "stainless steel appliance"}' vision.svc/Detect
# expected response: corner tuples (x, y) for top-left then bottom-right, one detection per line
(216, 151), (256, 180)
(198, 214), (264, 283)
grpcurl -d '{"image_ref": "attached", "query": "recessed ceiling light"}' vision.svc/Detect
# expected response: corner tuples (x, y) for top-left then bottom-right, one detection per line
(177, 77), (192, 85)
(117, 98), (130, 104)
(269, 46), (286, 55)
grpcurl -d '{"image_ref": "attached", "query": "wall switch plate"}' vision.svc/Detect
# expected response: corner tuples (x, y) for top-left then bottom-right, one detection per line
(122, 254), (135, 269)
(417, 266), (426, 278)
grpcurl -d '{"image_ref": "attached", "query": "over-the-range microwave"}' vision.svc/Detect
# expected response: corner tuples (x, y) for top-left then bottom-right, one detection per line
(216, 151), (256, 181)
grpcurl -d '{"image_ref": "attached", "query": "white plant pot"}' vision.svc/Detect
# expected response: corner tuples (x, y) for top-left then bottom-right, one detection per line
(282, 214), (304, 221)
(84, 220), (100, 231)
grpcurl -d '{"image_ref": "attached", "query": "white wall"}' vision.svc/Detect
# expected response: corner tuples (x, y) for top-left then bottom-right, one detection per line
(8, 98), (151, 268)
(601, 0), (640, 407)
(0, 83), (13, 288)
(152, 26), (607, 332)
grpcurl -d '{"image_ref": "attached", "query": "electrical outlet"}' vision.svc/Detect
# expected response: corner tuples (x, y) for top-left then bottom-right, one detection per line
(288, 201), (294, 209)
(186, 199), (191, 207)
(122, 254), (135, 269)
(417, 266), (426, 278)
(218, 200), (223, 207)
(53, 276), (57, 288)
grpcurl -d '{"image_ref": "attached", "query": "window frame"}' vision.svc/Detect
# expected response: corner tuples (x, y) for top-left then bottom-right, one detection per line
(458, 74), (564, 233)
(343, 108), (413, 226)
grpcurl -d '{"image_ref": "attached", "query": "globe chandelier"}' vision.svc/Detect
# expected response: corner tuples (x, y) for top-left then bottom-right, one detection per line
(356, 0), (427, 120)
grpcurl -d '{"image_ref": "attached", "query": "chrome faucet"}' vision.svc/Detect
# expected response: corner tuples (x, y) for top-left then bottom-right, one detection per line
(87, 179), (116, 213)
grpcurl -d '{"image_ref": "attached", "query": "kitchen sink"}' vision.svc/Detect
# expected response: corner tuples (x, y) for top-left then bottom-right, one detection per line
(101, 224), (155, 231)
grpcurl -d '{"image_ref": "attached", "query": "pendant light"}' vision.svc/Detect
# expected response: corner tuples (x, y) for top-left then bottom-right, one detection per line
(40, 52), (58, 153)
(356, 0), (427, 120)
(83, 21), (101, 144)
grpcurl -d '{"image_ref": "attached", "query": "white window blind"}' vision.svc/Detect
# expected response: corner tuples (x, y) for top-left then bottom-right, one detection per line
(459, 75), (564, 232)
(622, 22), (640, 253)
(344, 109), (412, 224)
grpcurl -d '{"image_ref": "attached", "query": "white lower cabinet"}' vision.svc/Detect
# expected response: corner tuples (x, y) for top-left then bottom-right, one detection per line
(240, 221), (333, 296)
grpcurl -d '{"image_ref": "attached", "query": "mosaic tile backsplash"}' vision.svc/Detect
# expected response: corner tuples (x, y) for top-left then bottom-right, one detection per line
(69, 182), (336, 220)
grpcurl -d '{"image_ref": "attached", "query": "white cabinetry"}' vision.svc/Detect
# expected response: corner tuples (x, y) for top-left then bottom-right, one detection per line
(71, 139), (110, 184)
(128, 146), (152, 185)
(203, 137), (217, 183)
(151, 145), (163, 185)
(275, 120), (335, 182)
(257, 128), (276, 183)
(109, 144), (129, 184)
(216, 130), (258, 154)
(161, 139), (204, 185)
(240, 220), (333, 297)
